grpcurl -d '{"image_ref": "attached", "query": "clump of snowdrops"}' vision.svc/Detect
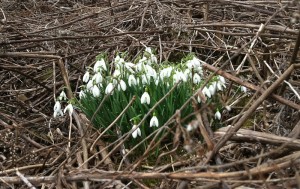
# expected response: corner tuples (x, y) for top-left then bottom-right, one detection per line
(54, 48), (229, 147)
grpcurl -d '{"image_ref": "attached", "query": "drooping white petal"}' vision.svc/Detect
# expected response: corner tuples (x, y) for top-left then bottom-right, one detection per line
(215, 110), (221, 120)
(58, 91), (67, 101)
(54, 101), (61, 113)
(87, 80), (93, 91)
(113, 69), (121, 77)
(118, 80), (126, 91)
(209, 82), (217, 96)
(94, 59), (107, 72)
(193, 73), (201, 84)
(202, 86), (211, 98)
(94, 72), (103, 84)
(105, 83), (114, 95)
(79, 90), (86, 99)
(83, 72), (90, 83)
(241, 86), (247, 93)
(141, 91), (150, 105)
(132, 125), (141, 138)
(128, 75), (137, 87)
(219, 76), (226, 85)
(64, 104), (74, 116)
(150, 116), (159, 127)
(92, 85), (100, 97)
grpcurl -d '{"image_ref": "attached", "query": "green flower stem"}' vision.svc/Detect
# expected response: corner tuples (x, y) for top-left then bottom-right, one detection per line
(97, 81), (181, 166)
(89, 82), (117, 123)
(90, 96), (136, 151)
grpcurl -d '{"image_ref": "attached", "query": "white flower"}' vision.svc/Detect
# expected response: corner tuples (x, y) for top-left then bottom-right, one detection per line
(124, 62), (135, 73)
(202, 86), (211, 98)
(193, 73), (201, 84)
(132, 125), (141, 138)
(145, 47), (152, 54)
(173, 70), (187, 83)
(225, 105), (231, 111)
(241, 86), (247, 93)
(184, 69), (191, 80)
(186, 56), (201, 70)
(82, 72), (90, 83)
(64, 104), (73, 116)
(53, 101), (63, 118)
(118, 79), (126, 91)
(186, 124), (193, 132)
(92, 85), (100, 97)
(93, 72), (102, 84)
(197, 95), (201, 103)
(150, 54), (157, 64)
(94, 59), (107, 72)
(105, 83), (114, 95)
(215, 110), (221, 120)
(53, 110), (63, 118)
(219, 76), (226, 85)
(209, 82), (217, 96)
(54, 101), (61, 112)
(141, 91), (150, 105)
(145, 65), (157, 80)
(141, 74), (149, 85)
(113, 69), (121, 77)
(58, 91), (67, 101)
(160, 67), (173, 80)
(128, 75), (137, 87)
(79, 90), (86, 99)
(150, 115), (159, 127)
(87, 80), (93, 91)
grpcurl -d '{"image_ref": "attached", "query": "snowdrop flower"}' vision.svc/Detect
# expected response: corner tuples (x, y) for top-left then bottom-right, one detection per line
(128, 75), (137, 87)
(58, 91), (67, 101)
(82, 72), (90, 83)
(145, 47), (152, 54)
(141, 74), (149, 85)
(64, 104), (73, 116)
(215, 110), (221, 120)
(184, 69), (191, 80)
(113, 69), (121, 77)
(94, 59), (107, 72)
(160, 67), (172, 80)
(132, 125), (141, 138)
(173, 70), (186, 84)
(241, 86), (247, 93)
(186, 56), (201, 70)
(193, 73), (201, 84)
(150, 54), (157, 64)
(105, 83), (114, 95)
(209, 82), (217, 96)
(219, 76), (226, 85)
(150, 115), (159, 127)
(202, 86), (211, 98)
(79, 90), (86, 99)
(145, 65), (157, 80)
(53, 101), (63, 118)
(92, 85), (100, 97)
(141, 91), (150, 105)
(216, 76), (226, 91)
(87, 80), (93, 91)
(124, 62), (135, 73)
(225, 105), (232, 112)
(91, 72), (102, 85)
(118, 79), (126, 91)
(197, 95), (201, 103)
(155, 78), (159, 86)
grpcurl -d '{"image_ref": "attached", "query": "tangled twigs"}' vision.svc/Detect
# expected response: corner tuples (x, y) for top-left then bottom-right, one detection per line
(0, 0), (300, 188)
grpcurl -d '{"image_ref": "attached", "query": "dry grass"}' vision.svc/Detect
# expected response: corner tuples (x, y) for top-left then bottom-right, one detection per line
(0, 0), (300, 188)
